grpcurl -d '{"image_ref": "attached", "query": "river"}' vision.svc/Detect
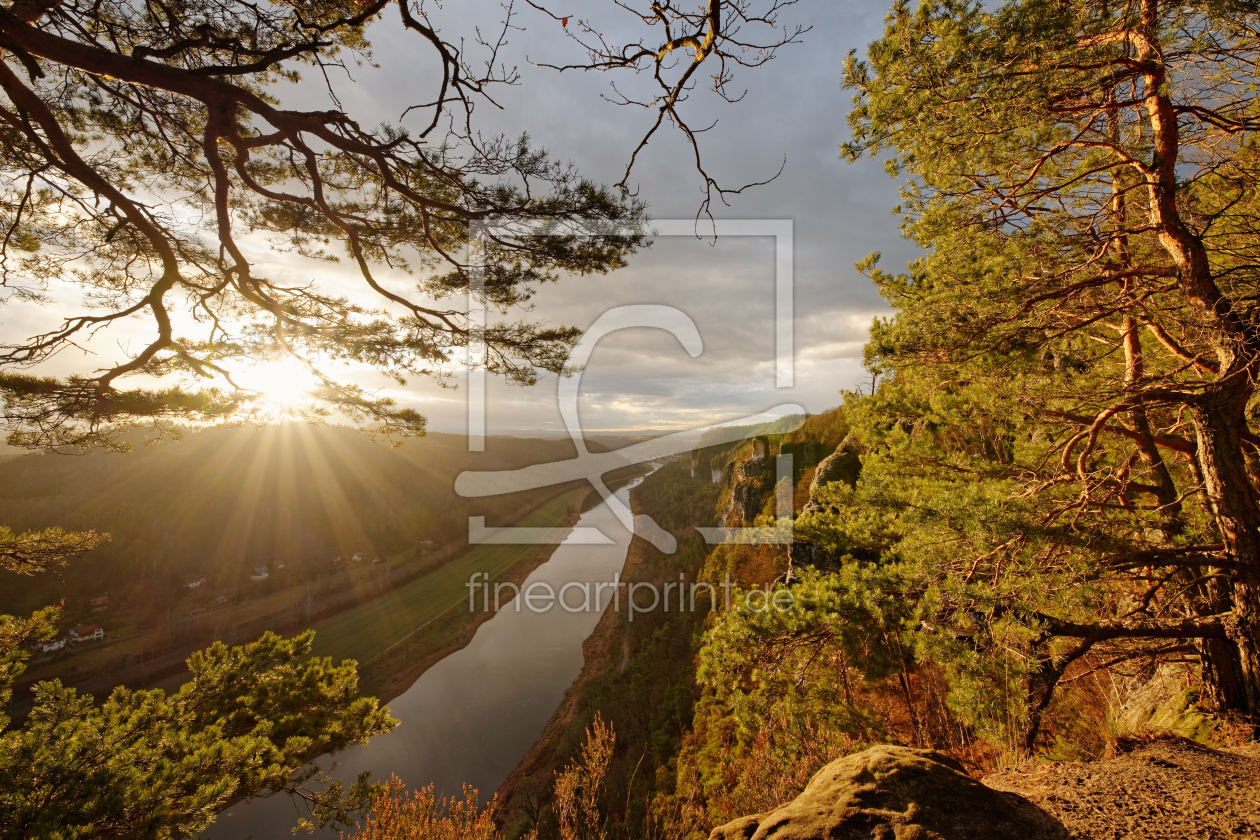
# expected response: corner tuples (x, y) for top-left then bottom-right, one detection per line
(203, 477), (644, 839)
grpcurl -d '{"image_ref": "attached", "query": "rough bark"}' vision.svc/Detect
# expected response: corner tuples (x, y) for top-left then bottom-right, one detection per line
(1193, 389), (1260, 716)
(1136, 0), (1260, 719)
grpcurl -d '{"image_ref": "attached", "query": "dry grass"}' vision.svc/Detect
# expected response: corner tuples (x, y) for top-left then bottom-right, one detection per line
(343, 777), (502, 840)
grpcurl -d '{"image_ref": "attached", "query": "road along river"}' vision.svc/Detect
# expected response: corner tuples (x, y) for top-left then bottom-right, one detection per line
(203, 476), (646, 839)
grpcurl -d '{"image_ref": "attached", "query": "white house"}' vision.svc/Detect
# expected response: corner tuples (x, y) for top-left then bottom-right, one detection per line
(37, 637), (65, 654)
(185, 577), (206, 589)
(249, 567), (269, 581)
(70, 624), (104, 644)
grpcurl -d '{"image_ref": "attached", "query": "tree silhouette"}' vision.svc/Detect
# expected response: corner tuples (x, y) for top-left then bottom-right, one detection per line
(0, 0), (800, 449)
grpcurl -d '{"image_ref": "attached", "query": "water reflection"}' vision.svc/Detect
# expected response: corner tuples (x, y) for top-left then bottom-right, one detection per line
(204, 479), (642, 839)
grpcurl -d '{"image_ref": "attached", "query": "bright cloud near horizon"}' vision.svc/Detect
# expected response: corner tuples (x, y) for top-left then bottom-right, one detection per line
(1, 0), (919, 437)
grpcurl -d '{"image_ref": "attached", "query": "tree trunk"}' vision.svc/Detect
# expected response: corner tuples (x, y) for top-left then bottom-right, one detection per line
(1198, 632), (1249, 712)
(1193, 385), (1260, 718)
(1193, 573), (1248, 712)
(1133, 0), (1260, 718)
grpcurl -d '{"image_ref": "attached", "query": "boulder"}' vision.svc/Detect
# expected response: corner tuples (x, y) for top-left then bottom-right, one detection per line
(709, 745), (1068, 840)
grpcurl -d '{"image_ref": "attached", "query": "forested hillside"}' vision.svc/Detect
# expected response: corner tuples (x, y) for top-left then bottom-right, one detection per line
(498, 3), (1260, 835)
(0, 426), (599, 618)
(493, 410), (852, 838)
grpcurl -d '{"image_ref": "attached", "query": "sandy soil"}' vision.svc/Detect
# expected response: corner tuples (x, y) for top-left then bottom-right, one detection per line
(985, 735), (1260, 840)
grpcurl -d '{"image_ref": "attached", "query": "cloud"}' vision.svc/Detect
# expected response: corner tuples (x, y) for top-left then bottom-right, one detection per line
(2, 1), (919, 437)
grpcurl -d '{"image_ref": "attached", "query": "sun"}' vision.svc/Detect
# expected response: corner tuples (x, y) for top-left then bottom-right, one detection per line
(238, 357), (320, 414)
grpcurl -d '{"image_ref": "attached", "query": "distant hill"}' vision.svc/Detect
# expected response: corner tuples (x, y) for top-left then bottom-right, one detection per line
(0, 425), (595, 621)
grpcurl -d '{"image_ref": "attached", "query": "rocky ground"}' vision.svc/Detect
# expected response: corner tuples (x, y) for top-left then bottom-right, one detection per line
(985, 735), (1260, 840)
(710, 746), (1070, 840)
(705, 737), (1260, 840)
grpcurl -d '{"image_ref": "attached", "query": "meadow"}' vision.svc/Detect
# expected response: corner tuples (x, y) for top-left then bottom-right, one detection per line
(310, 490), (582, 668)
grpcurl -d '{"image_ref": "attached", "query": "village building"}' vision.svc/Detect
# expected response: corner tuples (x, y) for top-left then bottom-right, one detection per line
(36, 637), (66, 655)
(89, 595), (109, 612)
(70, 624), (104, 644)
(249, 567), (269, 581)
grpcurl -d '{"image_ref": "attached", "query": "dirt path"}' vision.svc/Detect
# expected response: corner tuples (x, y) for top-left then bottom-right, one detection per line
(985, 735), (1260, 840)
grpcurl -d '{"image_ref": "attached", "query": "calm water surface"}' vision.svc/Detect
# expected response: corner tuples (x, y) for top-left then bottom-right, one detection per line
(203, 479), (642, 839)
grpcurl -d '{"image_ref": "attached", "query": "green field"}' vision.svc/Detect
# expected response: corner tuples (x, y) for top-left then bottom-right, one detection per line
(307, 489), (581, 666)
(140, 489), (582, 698)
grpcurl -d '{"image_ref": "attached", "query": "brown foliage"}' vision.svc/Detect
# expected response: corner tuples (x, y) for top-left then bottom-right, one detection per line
(554, 714), (615, 840)
(343, 776), (503, 840)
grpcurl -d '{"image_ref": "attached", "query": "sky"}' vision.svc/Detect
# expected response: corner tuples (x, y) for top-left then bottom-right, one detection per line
(387, 0), (921, 434)
(3, 0), (922, 437)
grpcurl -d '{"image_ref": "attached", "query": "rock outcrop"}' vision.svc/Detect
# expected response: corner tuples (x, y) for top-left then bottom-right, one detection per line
(709, 745), (1068, 840)
(787, 435), (863, 573)
(719, 440), (776, 528)
(806, 435), (863, 498)
(786, 535), (842, 573)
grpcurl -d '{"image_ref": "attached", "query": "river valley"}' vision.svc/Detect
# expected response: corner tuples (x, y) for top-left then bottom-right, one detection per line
(203, 478), (644, 839)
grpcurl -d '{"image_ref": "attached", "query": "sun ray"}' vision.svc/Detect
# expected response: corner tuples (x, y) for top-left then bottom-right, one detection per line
(238, 357), (321, 418)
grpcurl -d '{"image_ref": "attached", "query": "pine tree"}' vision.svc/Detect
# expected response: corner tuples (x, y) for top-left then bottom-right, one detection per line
(835, 0), (1260, 737)
(0, 0), (800, 449)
